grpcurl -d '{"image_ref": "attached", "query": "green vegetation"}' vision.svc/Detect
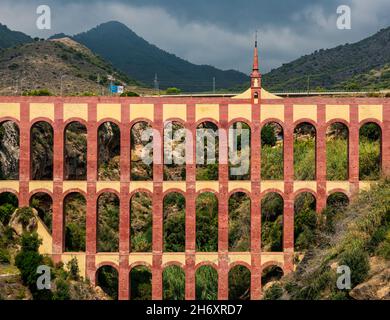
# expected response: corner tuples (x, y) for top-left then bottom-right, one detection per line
(130, 266), (152, 300)
(196, 193), (218, 252)
(163, 193), (185, 252)
(228, 265), (250, 300)
(261, 193), (283, 252)
(96, 266), (118, 300)
(130, 193), (152, 252)
(64, 193), (86, 252)
(22, 89), (53, 96)
(97, 193), (119, 252)
(163, 265), (185, 300)
(195, 266), (218, 300)
(229, 192), (251, 252)
(261, 124), (283, 180)
(165, 87), (182, 95)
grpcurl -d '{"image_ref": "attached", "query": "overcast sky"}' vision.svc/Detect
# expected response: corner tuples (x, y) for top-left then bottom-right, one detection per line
(1, 0), (389, 73)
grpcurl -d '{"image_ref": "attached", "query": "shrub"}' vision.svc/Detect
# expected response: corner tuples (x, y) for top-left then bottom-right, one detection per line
(165, 87), (181, 95)
(261, 124), (277, 147)
(0, 203), (16, 225)
(16, 207), (34, 228)
(120, 91), (139, 97)
(263, 283), (283, 300)
(53, 278), (70, 300)
(23, 89), (53, 96)
(339, 247), (369, 287)
(0, 248), (10, 263)
(67, 257), (80, 281)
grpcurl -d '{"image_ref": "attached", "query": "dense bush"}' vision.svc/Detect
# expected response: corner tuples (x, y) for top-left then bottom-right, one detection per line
(263, 283), (283, 300)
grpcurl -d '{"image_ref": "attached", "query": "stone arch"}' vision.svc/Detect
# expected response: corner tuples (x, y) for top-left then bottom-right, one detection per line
(229, 191), (251, 252)
(64, 121), (87, 181)
(0, 120), (20, 180)
(359, 122), (382, 180)
(163, 265), (185, 300)
(196, 121), (219, 181)
(97, 192), (120, 252)
(261, 192), (284, 252)
(327, 192), (350, 210)
(30, 121), (53, 180)
(0, 191), (18, 226)
(131, 121), (153, 181)
(98, 121), (121, 181)
(63, 192), (86, 252)
(29, 192), (52, 233)
(228, 264), (251, 300)
(96, 264), (119, 300)
(130, 191), (152, 252)
(164, 121), (186, 181)
(261, 121), (284, 180)
(294, 122), (316, 180)
(326, 122), (349, 180)
(163, 192), (185, 252)
(195, 264), (218, 300)
(196, 192), (218, 252)
(229, 121), (251, 181)
(129, 265), (152, 300)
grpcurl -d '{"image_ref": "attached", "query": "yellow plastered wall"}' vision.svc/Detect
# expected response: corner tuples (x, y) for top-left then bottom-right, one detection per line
(228, 104), (252, 123)
(30, 103), (54, 121)
(326, 105), (350, 123)
(327, 181), (350, 195)
(129, 254), (153, 267)
(62, 254), (86, 278)
(0, 103), (20, 120)
(195, 181), (219, 193)
(63, 181), (87, 194)
(96, 181), (121, 193)
(359, 181), (373, 191)
(130, 104), (154, 122)
(228, 181), (251, 193)
(261, 181), (284, 193)
(261, 104), (284, 122)
(195, 104), (219, 123)
(0, 181), (19, 193)
(293, 181), (317, 193)
(358, 105), (383, 122)
(163, 104), (187, 122)
(195, 253), (219, 266)
(163, 181), (186, 193)
(95, 254), (119, 267)
(29, 181), (53, 193)
(261, 253), (285, 266)
(228, 253), (251, 266)
(97, 103), (121, 122)
(162, 253), (186, 267)
(130, 181), (153, 193)
(63, 104), (88, 121)
(293, 105), (317, 123)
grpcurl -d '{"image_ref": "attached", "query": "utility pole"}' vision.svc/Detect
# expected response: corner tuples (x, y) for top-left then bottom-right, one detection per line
(154, 73), (159, 95)
(213, 77), (216, 94)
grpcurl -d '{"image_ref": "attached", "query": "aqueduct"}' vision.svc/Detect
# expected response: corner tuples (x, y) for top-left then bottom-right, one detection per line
(0, 45), (389, 300)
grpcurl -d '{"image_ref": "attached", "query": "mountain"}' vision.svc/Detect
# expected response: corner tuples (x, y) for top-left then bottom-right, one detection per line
(263, 27), (390, 92)
(71, 21), (249, 92)
(0, 37), (151, 96)
(0, 23), (32, 49)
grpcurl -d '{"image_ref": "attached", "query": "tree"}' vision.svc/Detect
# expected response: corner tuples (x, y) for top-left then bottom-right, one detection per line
(261, 124), (277, 147)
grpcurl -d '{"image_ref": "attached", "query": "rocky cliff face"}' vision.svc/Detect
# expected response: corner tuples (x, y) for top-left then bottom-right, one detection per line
(0, 121), (19, 180)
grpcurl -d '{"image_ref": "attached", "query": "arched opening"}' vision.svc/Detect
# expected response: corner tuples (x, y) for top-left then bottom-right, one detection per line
(30, 121), (53, 180)
(96, 265), (118, 300)
(97, 192), (119, 252)
(229, 122), (251, 181)
(30, 192), (52, 233)
(196, 192), (218, 252)
(0, 121), (19, 180)
(228, 265), (250, 300)
(131, 121), (153, 181)
(163, 265), (185, 300)
(0, 192), (18, 225)
(98, 122), (120, 181)
(196, 122), (219, 180)
(164, 121), (186, 181)
(327, 192), (349, 210)
(64, 192), (86, 252)
(229, 192), (251, 252)
(163, 192), (185, 252)
(261, 193), (283, 252)
(359, 123), (381, 180)
(294, 123), (316, 180)
(261, 123), (283, 180)
(294, 192), (317, 251)
(130, 192), (152, 252)
(261, 265), (284, 291)
(64, 122), (87, 180)
(326, 123), (348, 180)
(195, 265), (218, 300)
(130, 266), (152, 300)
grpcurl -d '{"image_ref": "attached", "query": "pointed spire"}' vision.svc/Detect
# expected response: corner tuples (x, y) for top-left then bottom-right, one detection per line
(251, 31), (260, 74)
